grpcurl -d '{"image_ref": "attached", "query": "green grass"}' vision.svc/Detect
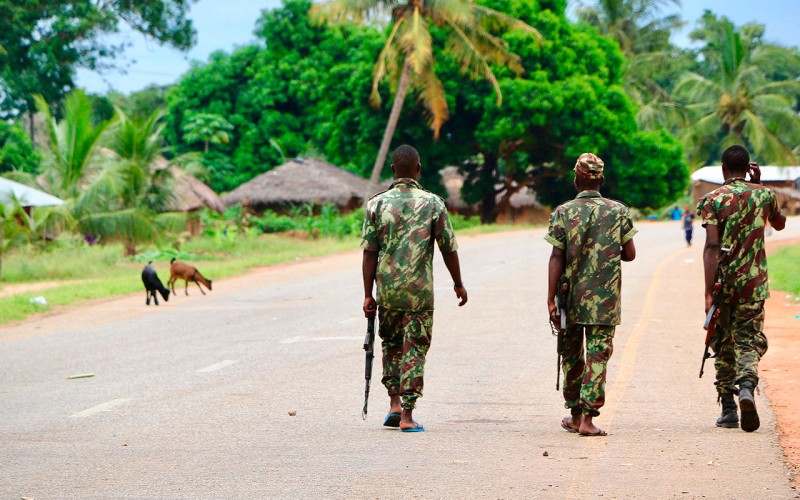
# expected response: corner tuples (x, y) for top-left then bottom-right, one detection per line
(770, 244), (800, 296)
(0, 234), (359, 325)
(0, 221), (535, 325)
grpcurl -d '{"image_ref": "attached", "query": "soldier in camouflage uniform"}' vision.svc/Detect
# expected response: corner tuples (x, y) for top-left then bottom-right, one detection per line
(697, 145), (786, 432)
(545, 153), (637, 437)
(361, 145), (468, 433)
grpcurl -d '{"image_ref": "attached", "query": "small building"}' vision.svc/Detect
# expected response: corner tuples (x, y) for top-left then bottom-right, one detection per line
(439, 166), (548, 224)
(223, 158), (372, 213)
(691, 166), (800, 215)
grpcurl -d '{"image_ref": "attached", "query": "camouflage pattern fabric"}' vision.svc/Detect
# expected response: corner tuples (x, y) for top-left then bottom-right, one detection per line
(361, 178), (458, 311)
(561, 324), (615, 417)
(697, 179), (779, 303)
(713, 301), (768, 396)
(545, 191), (637, 326)
(378, 306), (433, 410)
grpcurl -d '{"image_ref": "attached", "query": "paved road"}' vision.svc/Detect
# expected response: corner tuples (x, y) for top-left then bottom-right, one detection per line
(2, 219), (799, 499)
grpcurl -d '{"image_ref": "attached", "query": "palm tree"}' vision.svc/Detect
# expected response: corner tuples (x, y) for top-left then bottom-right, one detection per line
(181, 112), (234, 153)
(575, 0), (685, 126)
(575, 0), (682, 57)
(312, 0), (541, 189)
(35, 90), (111, 200)
(672, 19), (800, 167)
(36, 91), (182, 255)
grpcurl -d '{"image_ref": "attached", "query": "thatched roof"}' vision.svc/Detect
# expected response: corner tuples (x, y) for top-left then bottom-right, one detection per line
(144, 156), (225, 214)
(170, 166), (226, 214)
(223, 158), (371, 210)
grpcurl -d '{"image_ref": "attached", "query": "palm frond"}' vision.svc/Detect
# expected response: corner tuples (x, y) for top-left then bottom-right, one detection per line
(370, 18), (405, 107)
(415, 66), (449, 139)
(444, 19), (502, 104)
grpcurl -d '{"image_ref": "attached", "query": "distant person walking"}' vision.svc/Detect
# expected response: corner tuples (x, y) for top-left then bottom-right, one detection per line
(682, 205), (695, 246)
(545, 153), (637, 437)
(361, 145), (468, 433)
(697, 145), (786, 432)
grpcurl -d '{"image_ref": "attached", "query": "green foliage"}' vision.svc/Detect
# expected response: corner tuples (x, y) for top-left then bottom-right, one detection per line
(181, 112), (234, 153)
(0, 0), (196, 120)
(454, 0), (687, 212)
(770, 245), (800, 296)
(669, 13), (800, 167)
(0, 121), (40, 174)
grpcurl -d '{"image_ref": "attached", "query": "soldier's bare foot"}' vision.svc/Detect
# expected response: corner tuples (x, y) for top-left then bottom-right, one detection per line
(389, 395), (402, 415)
(578, 416), (607, 436)
(561, 415), (581, 432)
(399, 409), (421, 431)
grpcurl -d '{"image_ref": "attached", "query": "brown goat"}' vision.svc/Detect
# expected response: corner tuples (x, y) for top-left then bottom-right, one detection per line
(168, 258), (213, 296)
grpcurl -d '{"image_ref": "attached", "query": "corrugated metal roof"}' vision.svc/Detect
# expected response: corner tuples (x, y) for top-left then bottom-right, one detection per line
(690, 166), (800, 184)
(0, 177), (63, 207)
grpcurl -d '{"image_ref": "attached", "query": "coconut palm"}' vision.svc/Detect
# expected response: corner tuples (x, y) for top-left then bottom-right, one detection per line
(672, 19), (800, 167)
(312, 0), (541, 188)
(575, 0), (682, 57)
(36, 91), (182, 255)
(575, 0), (686, 127)
(35, 90), (111, 200)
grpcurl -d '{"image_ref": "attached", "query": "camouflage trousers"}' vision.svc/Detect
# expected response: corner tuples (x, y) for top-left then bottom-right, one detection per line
(561, 324), (615, 417)
(713, 301), (768, 397)
(378, 306), (433, 411)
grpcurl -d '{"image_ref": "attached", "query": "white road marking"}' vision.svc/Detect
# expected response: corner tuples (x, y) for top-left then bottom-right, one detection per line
(70, 398), (131, 418)
(280, 336), (362, 344)
(197, 360), (239, 373)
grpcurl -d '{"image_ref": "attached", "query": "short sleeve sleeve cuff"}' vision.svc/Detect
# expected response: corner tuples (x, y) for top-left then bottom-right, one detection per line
(621, 227), (638, 245)
(544, 233), (565, 250)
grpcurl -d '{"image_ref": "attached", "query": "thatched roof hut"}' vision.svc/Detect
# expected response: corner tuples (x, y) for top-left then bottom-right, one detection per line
(169, 165), (226, 214)
(223, 158), (371, 212)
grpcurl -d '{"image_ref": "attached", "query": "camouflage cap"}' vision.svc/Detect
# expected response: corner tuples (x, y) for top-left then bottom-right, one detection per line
(574, 153), (605, 179)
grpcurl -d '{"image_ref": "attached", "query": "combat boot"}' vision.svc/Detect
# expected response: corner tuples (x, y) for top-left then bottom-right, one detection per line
(738, 381), (760, 432)
(715, 395), (739, 428)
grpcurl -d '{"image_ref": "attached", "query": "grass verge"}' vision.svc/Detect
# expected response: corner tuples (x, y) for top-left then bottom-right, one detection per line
(0, 222), (535, 326)
(770, 244), (800, 296)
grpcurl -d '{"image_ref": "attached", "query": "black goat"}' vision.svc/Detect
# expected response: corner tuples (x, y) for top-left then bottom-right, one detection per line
(142, 262), (170, 306)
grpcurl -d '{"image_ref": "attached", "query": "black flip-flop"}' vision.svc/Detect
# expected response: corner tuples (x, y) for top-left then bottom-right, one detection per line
(561, 417), (579, 433)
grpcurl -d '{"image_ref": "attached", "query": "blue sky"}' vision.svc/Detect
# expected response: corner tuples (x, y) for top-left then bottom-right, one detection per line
(76, 0), (800, 94)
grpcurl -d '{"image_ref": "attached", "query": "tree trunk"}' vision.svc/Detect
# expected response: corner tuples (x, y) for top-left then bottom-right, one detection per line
(124, 240), (137, 257)
(28, 110), (35, 144)
(364, 57), (412, 203)
(480, 154), (498, 224)
(204, 139), (209, 154)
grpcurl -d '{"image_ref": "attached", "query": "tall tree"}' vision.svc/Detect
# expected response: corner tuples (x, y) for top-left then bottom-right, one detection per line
(36, 91), (179, 255)
(671, 13), (800, 167)
(0, 0), (197, 139)
(312, 0), (541, 189)
(574, 0), (687, 127)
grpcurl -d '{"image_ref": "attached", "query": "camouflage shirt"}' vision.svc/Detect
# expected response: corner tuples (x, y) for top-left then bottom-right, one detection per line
(361, 178), (458, 311)
(545, 191), (637, 326)
(697, 178), (779, 303)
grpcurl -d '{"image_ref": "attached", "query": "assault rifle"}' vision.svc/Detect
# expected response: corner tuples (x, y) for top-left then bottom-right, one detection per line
(554, 276), (569, 390)
(362, 316), (376, 419)
(699, 282), (721, 378)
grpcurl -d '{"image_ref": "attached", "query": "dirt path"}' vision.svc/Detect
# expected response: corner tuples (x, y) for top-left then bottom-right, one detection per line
(763, 292), (800, 487)
(0, 279), (92, 299)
